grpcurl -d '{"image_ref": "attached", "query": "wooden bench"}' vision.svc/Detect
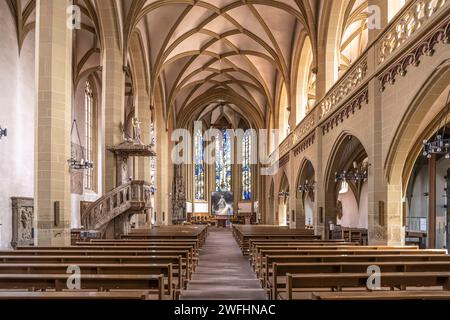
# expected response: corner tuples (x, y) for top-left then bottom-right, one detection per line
(284, 272), (450, 300)
(5, 249), (195, 277)
(0, 254), (189, 288)
(0, 263), (175, 298)
(251, 245), (421, 272)
(270, 260), (450, 299)
(232, 225), (320, 254)
(309, 290), (450, 300)
(255, 248), (445, 279)
(262, 253), (450, 289)
(0, 274), (165, 300)
(124, 226), (208, 246)
(80, 240), (199, 252)
(0, 291), (157, 300)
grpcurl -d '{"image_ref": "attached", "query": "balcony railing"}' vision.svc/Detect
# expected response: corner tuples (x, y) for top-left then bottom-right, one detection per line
(377, 0), (448, 65)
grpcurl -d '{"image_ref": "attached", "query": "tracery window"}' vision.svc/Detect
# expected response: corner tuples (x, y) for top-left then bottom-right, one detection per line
(215, 130), (232, 191)
(194, 126), (205, 200)
(242, 130), (252, 200)
(84, 80), (95, 190)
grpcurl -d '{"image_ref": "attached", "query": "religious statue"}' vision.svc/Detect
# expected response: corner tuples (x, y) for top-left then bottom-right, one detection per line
(132, 117), (143, 145)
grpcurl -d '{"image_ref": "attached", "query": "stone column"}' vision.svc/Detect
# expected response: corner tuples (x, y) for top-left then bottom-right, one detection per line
(100, 5), (124, 192)
(154, 86), (169, 225)
(34, 0), (73, 246)
(314, 126), (325, 238)
(367, 0), (394, 245)
(135, 88), (151, 228)
(428, 154), (437, 248)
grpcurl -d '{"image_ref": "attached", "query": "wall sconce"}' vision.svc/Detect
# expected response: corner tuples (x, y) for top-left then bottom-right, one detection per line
(0, 126), (7, 140)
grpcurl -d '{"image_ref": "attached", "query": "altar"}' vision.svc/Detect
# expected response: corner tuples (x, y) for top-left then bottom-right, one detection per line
(215, 215), (230, 228)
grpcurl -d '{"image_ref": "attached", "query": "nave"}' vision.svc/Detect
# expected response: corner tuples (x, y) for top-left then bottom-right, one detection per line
(1, 0), (450, 304)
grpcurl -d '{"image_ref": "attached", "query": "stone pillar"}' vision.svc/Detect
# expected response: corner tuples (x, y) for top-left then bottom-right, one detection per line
(100, 6), (124, 192)
(135, 90), (151, 229)
(314, 127), (325, 238)
(155, 86), (169, 225)
(367, 1), (396, 245)
(34, 0), (73, 246)
(428, 154), (437, 248)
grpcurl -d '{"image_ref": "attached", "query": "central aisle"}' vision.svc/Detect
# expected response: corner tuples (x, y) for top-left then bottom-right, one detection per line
(180, 228), (268, 300)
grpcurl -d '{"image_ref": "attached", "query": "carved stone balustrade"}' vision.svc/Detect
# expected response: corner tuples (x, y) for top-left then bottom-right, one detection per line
(377, 0), (448, 64)
(82, 181), (152, 232)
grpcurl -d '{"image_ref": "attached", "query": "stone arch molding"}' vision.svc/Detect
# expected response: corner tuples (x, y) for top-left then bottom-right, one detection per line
(385, 59), (450, 188)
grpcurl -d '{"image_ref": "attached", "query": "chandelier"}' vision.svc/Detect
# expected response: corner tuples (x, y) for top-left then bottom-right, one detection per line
(278, 191), (289, 200)
(0, 126), (7, 140)
(298, 179), (315, 193)
(423, 91), (450, 159)
(68, 119), (94, 170)
(335, 161), (369, 182)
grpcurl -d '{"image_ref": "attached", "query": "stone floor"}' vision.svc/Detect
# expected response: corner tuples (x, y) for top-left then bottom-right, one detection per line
(179, 227), (268, 300)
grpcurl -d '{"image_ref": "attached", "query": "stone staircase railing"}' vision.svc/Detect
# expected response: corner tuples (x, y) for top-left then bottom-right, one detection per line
(81, 180), (152, 232)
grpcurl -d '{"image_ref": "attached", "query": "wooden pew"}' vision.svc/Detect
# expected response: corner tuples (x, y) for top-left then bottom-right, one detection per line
(251, 245), (420, 272)
(82, 240), (199, 252)
(284, 272), (450, 300)
(0, 291), (156, 300)
(0, 254), (190, 287)
(310, 290), (450, 300)
(232, 225), (321, 255)
(17, 245), (199, 268)
(249, 240), (353, 260)
(124, 226), (208, 246)
(255, 248), (445, 279)
(0, 274), (165, 300)
(6, 249), (194, 275)
(263, 253), (450, 289)
(0, 263), (175, 298)
(270, 260), (450, 299)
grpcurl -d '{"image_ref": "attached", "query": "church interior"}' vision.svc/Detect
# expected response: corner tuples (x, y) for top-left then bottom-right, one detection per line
(0, 0), (449, 302)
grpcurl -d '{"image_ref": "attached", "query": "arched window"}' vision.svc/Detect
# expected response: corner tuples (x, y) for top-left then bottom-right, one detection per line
(296, 36), (316, 123)
(242, 130), (252, 200)
(388, 0), (406, 22)
(216, 130), (232, 191)
(84, 80), (95, 190)
(339, 1), (369, 75)
(194, 126), (205, 200)
(279, 83), (290, 141)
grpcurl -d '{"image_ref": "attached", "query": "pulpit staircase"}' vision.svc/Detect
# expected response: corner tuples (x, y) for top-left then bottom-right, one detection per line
(81, 181), (152, 239)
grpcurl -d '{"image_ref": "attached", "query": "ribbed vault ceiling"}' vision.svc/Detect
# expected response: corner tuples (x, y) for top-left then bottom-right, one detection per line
(126, 0), (318, 126)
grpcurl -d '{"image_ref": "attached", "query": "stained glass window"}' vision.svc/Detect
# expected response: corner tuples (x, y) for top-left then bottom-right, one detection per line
(194, 127), (205, 200)
(242, 130), (252, 200)
(216, 130), (232, 191)
(84, 81), (94, 190)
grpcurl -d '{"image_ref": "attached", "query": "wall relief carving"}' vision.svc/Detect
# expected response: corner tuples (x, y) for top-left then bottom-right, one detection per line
(11, 197), (34, 248)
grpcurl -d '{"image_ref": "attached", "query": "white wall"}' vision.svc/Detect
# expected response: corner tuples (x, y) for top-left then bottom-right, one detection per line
(304, 196), (314, 226)
(0, 2), (35, 249)
(337, 181), (368, 229)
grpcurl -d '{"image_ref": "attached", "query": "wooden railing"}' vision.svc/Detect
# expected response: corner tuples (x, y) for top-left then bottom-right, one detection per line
(81, 181), (152, 231)
(270, 0), (449, 163)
